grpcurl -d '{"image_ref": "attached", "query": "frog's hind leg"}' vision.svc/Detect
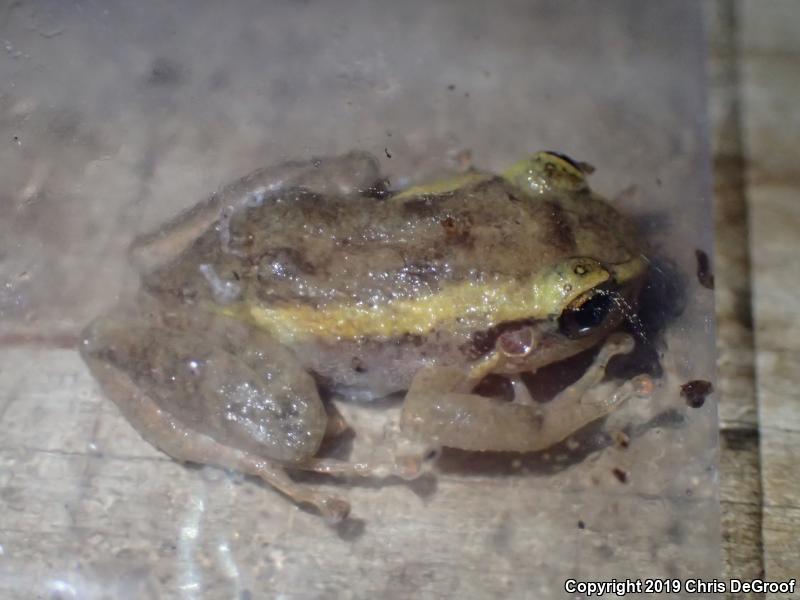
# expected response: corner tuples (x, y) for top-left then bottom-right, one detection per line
(294, 447), (433, 482)
(400, 333), (652, 453)
(83, 350), (351, 522)
(81, 313), (356, 522)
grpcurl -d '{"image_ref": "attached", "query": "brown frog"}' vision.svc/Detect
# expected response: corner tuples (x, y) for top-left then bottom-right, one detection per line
(81, 150), (652, 521)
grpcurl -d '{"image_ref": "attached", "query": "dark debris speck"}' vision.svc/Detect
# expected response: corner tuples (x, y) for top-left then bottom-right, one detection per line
(147, 57), (185, 86)
(695, 249), (715, 289)
(681, 379), (713, 408)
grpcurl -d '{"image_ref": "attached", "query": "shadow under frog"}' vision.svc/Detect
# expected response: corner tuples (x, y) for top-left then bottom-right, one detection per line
(81, 150), (655, 522)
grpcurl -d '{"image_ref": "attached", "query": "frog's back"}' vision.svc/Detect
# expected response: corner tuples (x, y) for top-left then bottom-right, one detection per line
(144, 177), (640, 309)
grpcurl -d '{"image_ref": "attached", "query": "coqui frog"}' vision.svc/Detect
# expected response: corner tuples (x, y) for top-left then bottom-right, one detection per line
(81, 150), (652, 521)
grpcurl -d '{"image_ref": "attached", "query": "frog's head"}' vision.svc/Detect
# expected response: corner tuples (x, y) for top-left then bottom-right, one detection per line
(552, 256), (645, 339)
(503, 151), (592, 195)
(490, 254), (647, 374)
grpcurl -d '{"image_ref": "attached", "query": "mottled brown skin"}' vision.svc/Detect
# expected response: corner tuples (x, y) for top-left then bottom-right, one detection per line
(81, 151), (651, 521)
(140, 174), (640, 394)
(144, 177), (637, 309)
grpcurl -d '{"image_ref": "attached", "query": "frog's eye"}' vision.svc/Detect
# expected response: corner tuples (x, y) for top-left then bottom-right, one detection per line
(503, 151), (590, 195)
(558, 288), (615, 339)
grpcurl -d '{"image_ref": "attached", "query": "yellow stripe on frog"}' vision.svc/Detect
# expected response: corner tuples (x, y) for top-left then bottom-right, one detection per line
(220, 258), (633, 343)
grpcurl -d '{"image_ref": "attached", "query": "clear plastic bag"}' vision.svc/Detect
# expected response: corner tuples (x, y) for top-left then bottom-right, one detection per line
(0, 1), (718, 598)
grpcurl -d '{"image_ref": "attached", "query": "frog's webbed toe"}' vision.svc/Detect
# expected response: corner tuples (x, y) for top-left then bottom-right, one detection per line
(400, 333), (652, 453)
(80, 314), (356, 522)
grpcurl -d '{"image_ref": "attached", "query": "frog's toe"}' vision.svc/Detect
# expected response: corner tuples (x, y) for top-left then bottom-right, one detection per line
(602, 332), (635, 355)
(392, 439), (440, 480)
(393, 454), (425, 481)
(586, 376), (651, 412)
(317, 496), (351, 524)
(632, 374), (655, 397)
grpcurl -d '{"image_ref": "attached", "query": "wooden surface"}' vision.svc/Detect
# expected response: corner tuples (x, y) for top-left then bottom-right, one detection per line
(0, 3), (722, 599)
(1, 0), (798, 597)
(708, 1), (800, 597)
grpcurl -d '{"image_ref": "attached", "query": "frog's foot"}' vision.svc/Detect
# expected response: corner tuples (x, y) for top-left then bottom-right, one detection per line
(400, 333), (652, 453)
(190, 445), (352, 523)
(236, 457), (351, 523)
(197, 451), (351, 523)
(540, 334), (654, 443)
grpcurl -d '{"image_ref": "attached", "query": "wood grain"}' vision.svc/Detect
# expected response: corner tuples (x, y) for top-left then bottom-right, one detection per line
(710, 1), (800, 597)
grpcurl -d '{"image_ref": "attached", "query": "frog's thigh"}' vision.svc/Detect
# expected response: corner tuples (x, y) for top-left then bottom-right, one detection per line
(85, 352), (349, 521)
(400, 334), (651, 453)
(82, 318), (350, 522)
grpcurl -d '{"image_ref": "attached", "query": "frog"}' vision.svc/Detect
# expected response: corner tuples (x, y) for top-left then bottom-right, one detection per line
(80, 150), (652, 522)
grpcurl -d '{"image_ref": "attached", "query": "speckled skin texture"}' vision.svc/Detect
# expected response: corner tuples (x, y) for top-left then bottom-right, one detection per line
(135, 154), (642, 388)
(143, 175), (638, 309)
(79, 152), (649, 518)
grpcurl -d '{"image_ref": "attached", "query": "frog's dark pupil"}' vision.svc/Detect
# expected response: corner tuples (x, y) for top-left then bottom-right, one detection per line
(559, 292), (613, 338)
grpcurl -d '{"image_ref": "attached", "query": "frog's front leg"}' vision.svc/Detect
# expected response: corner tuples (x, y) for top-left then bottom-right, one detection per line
(400, 333), (652, 453)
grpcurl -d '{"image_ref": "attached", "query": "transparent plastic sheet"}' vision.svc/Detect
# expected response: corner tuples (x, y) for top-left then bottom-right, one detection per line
(0, 1), (719, 598)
